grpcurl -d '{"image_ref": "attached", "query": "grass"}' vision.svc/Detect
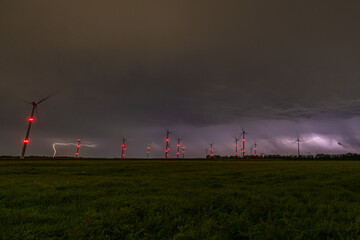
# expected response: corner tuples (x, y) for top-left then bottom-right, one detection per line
(1, 159), (360, 239)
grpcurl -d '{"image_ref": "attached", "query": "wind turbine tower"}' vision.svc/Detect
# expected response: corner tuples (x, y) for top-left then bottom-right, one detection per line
(75, 139), (81, 158)
(242, 130), (246, 158)
(165, 130), (170, 159)
(147, 146), (151, 159)
(121, 138), (126, 159)
(177, 139), (181, 159)
(235, 138), (239, 158)
(296, 136), (301, 157)
(210, 144), (214, 158)
(182, 146), (185, 159)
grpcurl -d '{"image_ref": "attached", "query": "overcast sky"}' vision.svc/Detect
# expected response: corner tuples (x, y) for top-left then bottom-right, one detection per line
(1, 1), (360, 158)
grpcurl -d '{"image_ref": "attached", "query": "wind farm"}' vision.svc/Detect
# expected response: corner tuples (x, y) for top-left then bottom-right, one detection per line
(13, 95), (360, 159)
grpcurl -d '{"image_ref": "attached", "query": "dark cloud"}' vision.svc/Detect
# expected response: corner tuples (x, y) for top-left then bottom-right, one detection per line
(1, 0), (360, 157)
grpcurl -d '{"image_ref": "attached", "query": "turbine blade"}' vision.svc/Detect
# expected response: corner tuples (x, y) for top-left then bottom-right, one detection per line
(36, 92), (57, 105)
(20, 98), (33, 105)
(35, 105), (39, 118)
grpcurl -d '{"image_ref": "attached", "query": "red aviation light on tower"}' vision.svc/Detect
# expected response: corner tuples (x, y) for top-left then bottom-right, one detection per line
(243, 138), (245, 142)
(28, 117), (34, 122)
(23, 139), (29, 143)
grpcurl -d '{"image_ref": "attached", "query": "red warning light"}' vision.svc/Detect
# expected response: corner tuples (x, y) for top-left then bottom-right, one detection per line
(78, 139), (81, 141)
(28, 117), (34, 122)
(76, 152), (79, 155)
(77, 145), (80, 148)
(23, 139), (29, 143)
(166, 138), (169, 142)
(243, 139), (245, 142)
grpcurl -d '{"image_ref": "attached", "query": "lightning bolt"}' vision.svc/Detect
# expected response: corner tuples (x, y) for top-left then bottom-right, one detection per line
(52, 142), (97, 157)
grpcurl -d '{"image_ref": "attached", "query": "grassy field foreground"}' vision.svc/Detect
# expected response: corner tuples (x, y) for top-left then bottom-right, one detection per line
(1, 160), (360, 239)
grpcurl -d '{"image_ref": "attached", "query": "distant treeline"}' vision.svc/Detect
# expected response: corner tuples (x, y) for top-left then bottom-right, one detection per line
(2, 153), (360, 160)
(207, 153), (360, 160)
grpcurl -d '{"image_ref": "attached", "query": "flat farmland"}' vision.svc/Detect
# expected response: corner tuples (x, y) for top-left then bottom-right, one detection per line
(1, 160), (360, 239)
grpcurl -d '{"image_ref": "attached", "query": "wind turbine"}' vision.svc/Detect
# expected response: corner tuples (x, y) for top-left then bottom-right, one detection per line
(209, 143), (214, 158)
(254, 142), (257, 157)
(234, 137), (239, 158)
(21, 94), (54, 159)
(288, 135), (317, 157)
(75, 139), (81, 158)
(147, 146), (151, 159)
(165, 130), (170, 159)
(182, 146), (186, 159)
(296, 136), (301, 157)
(121, 138), (127, 159)
(241, 129), (246, 158)
(177, 138), (181, 159)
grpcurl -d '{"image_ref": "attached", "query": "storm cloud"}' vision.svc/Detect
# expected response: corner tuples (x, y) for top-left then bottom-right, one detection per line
(1, 1), (360, 157)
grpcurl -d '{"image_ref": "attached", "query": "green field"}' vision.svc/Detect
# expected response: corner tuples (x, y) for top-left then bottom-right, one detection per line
(1, 160), (360, 239)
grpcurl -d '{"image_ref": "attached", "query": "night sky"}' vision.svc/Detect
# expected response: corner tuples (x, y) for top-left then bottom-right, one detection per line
(1, 1), (360, 158)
